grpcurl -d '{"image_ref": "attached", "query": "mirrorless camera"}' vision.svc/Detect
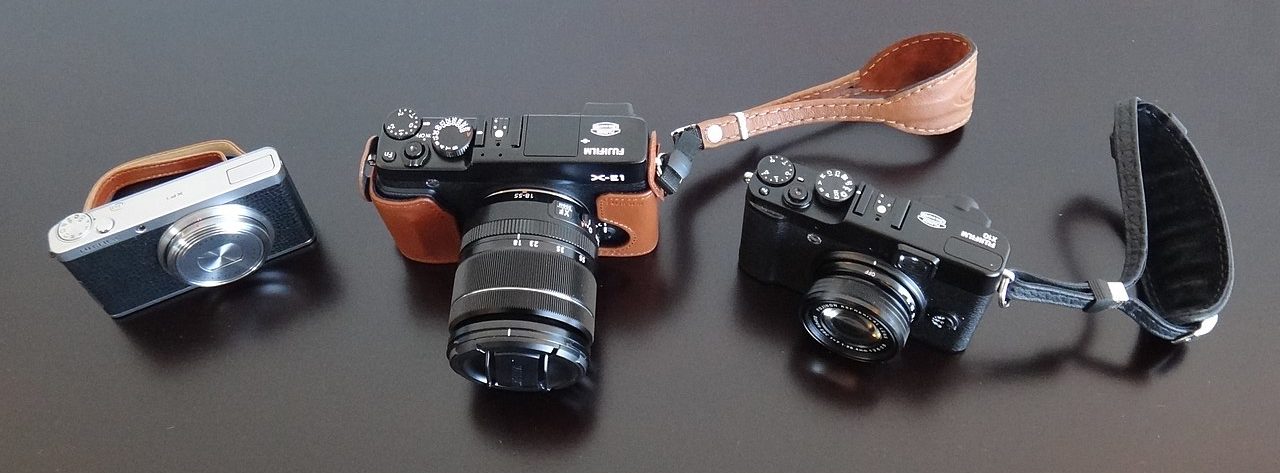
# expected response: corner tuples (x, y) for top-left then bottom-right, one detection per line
(738, 155), (1011, 361)
(49, 147), (317, 317)
(361, 103), (662, 391)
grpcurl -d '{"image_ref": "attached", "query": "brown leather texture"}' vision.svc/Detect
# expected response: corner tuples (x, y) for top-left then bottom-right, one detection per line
(695, 32), (977, 148)
(369, 186), (462, 264)
(360, 137), (463, 263)
(598, 130), (662, 256)
(597, 190), (660, 257)
(83, 140), (245, 210)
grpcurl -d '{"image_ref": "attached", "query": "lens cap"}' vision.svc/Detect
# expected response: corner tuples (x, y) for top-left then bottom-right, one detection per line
(448, 320), (589, 391)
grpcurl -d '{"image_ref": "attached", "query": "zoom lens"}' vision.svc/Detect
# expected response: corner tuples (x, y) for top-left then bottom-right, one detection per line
(447, 189), (600, 391)
(801, 253), (925, 362)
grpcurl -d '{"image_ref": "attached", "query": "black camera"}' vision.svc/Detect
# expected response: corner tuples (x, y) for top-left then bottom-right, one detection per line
(737, 155), (1011, 361)
(363, 103), (663, 390)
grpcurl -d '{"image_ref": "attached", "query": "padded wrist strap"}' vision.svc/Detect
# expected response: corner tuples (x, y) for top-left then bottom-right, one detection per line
(84, 140), (245, 210)
(1003, 98), (1233, 343)
(658, 31), (977, 194)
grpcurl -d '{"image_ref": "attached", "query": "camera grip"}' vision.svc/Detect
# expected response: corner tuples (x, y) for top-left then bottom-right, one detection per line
(83, 140), (245, 210)
(359, 137), (463, 263)
(370, 191), (462, 264)
(597, 190), (660, 257)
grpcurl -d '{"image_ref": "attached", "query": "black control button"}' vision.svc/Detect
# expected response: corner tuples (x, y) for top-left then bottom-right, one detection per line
(784, 184), (811, 209)
(379, 149), (397, 162)
(403, 141), (425, 159)
(888, 199), (912, 229)
(815, 169), (856, 205)
(853, 185), (877, 215)
(431, 117), (474, 159)
(754, 155), (795, 186)
(383, 108), (420, 140)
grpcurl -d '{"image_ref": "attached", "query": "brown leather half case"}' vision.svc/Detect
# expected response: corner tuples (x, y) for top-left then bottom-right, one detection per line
(360, 137), (463, 263)
(362, 131), (663, 262)
(84, 140), (245, 210)
(597, 131), (662, 257)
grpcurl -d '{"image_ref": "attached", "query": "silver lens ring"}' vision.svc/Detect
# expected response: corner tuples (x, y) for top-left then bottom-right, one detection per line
(158, 204), (275, 287)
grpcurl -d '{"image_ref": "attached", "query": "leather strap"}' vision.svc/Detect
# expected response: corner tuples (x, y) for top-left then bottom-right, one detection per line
(84, 140), (244, 210)
(1004, 98), (1233, 343)
(657, 31), (977, 194)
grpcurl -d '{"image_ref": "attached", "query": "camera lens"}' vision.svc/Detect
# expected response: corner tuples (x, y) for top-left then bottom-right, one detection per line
(158, 204), (274, 287)
(447, 189), (599, 391)
(801, 253), (924, 362)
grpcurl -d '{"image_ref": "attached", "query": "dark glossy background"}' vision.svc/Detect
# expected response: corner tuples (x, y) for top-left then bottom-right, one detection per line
(3, 2), (1277, 472)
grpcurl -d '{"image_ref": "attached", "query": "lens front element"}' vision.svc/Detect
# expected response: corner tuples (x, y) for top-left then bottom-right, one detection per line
(159, 204), (274, 287)
(802, 254), (924, 362)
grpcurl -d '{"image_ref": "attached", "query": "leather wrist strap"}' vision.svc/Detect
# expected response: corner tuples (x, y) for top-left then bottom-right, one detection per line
(657, 31), (977, 195)
(1001, 98), (1233, 343)
(84, 140), (245, 210)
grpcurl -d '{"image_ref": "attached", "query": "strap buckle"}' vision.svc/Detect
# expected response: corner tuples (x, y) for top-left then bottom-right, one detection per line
(655, 124), (703, 195)
(996, 269), (1015, 308)
(1172, 314), (1218, 344)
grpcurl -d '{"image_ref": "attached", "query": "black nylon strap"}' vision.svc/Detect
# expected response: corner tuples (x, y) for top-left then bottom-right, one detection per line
(1004, 98), (1233, 343)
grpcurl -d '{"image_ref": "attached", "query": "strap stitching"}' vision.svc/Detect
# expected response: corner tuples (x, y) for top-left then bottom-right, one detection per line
(792, 35), (968, 101)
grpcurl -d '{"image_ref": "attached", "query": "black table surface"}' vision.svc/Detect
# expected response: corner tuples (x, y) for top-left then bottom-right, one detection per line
(4, 2), (1277, 472)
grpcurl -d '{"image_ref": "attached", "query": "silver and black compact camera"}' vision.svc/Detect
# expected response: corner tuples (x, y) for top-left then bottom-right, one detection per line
(48, 147), (316, 317)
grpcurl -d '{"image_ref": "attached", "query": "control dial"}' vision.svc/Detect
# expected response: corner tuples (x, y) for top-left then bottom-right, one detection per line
(815, 169), (857, 205)
(754, 155), (795, 186)
(383, 108), (421, 140)
(431, 117), (474, 159)
(56, 213), (93, 241)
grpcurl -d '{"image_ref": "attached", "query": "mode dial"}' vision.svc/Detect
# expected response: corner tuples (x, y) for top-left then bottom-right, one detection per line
(431, 117), (474, 159)
(815, 169), (857, 205)
(383, 108), (421, 140)
(754, 155), (795, 186)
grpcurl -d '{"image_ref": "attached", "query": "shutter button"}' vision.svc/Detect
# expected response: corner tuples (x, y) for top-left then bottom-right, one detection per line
(784, 185), (811, 209)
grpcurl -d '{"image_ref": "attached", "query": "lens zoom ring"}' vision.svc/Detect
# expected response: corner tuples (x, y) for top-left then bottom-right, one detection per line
(461, 218), (597, 254)
(451, 249), (598, 331)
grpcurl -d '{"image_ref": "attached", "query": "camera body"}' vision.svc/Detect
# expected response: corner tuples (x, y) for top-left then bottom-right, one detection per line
(363, 103), (663, 391)
(367, 102), (660, 262)
(738, 155), (1010, 359)
(49, 148), (316, 317)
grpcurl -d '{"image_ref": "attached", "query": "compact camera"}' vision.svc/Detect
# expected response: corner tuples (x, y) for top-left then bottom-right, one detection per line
(361, 103), (663, 391)
(49, 147), (316, 317)
(738, 155), (1011, 361)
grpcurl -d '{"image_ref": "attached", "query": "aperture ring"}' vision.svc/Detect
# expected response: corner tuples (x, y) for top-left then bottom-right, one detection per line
(461, 218), (598, 254)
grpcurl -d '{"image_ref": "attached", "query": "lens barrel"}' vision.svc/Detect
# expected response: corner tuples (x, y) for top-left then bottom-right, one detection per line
(801, 253), (924, 362)
(447, 189), (600, 391)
